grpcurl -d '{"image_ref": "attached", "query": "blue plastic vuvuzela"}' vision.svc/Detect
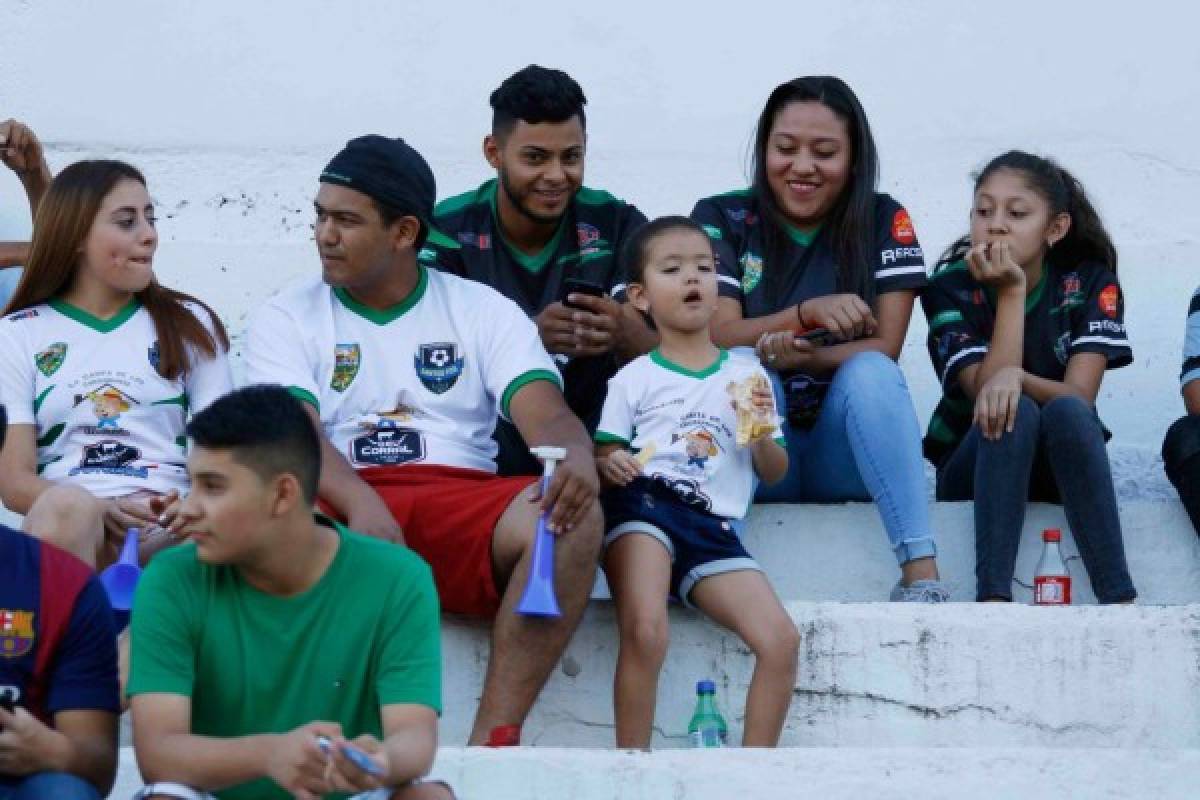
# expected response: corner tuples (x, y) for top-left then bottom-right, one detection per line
(99, 528), (141, 612)
(516, 447), (566, 618)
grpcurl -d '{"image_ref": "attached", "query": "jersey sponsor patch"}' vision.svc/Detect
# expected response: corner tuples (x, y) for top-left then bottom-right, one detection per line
(71, 439), (147, 478)
(7, 309), (38, 322)
(414, 342), (464, 394)
(740, 252), (763, 293)
(351, 427), (425, 466)
(1099, 284), (1119, 318)
(35, 342), (67, 377)
(332, 343), (361, 392)
(456, 232), (491, 249)
(0, 610), (34, 659)
(891, 209), (916, 245)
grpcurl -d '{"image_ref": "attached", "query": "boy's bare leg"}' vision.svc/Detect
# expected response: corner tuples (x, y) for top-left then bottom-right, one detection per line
(467, 485), (602, 744)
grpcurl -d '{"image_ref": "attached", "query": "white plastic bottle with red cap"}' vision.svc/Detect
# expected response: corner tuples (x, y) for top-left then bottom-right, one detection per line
(1034, 528), (1071, 605)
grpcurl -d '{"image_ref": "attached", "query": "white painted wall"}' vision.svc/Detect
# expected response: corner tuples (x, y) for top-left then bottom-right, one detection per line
(2, 0), (1198, 497)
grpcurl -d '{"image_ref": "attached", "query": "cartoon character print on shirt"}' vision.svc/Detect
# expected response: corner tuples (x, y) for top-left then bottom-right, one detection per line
(414, 342), (464, 394)
(675, 428), (718, 470)
(350, 395), (427, 467)
(86, 386), (132, 431)
(59, 367), (152, 478)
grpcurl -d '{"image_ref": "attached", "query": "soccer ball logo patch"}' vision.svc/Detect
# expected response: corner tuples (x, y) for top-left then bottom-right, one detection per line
(414, 342), (464, 394)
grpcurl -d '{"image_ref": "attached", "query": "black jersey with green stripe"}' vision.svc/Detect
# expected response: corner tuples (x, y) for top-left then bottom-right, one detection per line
(420, 179), (646, 425)
(690, 188), (927, 426)
(921, 259), (1132, 468)
(420, 179), (647, 313)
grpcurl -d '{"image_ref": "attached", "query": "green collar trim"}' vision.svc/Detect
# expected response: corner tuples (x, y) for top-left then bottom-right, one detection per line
(650, 348), (728, 379)
(782, 220), (820, 247)
(49, 297), (140, 333)
(334, 266), (428, 325)
(488, 181), (567, 273)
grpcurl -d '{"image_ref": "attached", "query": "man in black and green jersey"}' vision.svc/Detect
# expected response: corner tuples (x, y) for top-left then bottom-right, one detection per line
(420, 65), (653, 474)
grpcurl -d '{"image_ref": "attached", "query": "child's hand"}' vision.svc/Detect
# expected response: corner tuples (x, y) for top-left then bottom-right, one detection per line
(600, 449), (643, 487)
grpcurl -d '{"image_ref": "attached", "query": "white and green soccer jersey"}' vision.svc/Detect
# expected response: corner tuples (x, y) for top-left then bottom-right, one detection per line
(243, 266), (562, 474)
(595, 349), (784, 520)
(0, 299), (233, 497)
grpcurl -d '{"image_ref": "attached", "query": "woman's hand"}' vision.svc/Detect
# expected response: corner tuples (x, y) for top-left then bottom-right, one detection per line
(796, 294), (877, 341)
(756, 331), (817, 372)
(973, 365), (1025, 440)
(965, 241), (1025, 295)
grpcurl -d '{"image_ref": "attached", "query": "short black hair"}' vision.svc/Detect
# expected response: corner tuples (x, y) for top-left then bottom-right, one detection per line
(490, 65), (587, 139)
(621, 215), (712, 285)
(373, 198), (429, 250)
(186, 385), (321, 503)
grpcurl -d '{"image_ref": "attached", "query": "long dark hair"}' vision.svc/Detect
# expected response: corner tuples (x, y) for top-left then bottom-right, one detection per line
(4, 160), (229, 380)
(752, 76), (880, 303)
(938, 150), (1117, 274)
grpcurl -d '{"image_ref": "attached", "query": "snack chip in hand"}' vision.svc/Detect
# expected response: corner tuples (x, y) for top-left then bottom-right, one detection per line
(727, 373), (777, 446)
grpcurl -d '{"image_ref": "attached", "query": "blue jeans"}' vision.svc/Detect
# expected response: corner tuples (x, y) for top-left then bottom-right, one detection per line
(937, 394), (1136, 603)
(0, 772), (100, 800)
(756, 350), (937, 565)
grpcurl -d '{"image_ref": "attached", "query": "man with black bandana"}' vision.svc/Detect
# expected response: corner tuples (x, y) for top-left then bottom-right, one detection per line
(244, 135), (602, 748)
(420, 65), (654, 475)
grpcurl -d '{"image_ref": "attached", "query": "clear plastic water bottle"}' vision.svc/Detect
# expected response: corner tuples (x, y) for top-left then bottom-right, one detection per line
(687, 679), (728, 748)
(1034, 528), (1071, 605)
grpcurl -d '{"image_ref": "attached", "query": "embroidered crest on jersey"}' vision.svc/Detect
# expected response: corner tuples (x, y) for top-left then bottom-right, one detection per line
(1099, 284), (1119, 318)
(331, 343), (361, 393)
(740, 252), (764, 293)
(1053, 272), (1084, 314)
(148, 342), (161, 369)
(0, 610), (34, 659)
(414, 343), (464, 394)
(70, 439), (146, 478)
(35, 342), (67, 377)
(1054, 331), (1071, 365)
(891, 209), (916, 245)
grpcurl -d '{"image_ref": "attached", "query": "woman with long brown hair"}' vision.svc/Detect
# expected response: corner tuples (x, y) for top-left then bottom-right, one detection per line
(0, 160), (232, 570)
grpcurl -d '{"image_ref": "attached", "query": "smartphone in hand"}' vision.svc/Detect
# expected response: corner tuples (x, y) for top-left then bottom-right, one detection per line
(561, 278), (606, 310)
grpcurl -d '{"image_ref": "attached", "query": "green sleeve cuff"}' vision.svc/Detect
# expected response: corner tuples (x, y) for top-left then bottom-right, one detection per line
(500, 369), (562, 419)
(594, 431), (631, 446)
(287, 386), (319, 411)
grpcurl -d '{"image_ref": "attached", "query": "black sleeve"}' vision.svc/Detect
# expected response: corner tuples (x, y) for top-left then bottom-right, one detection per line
(690, 198), (744, 302)
(1069, 268), (1132, 369)
(611, 202), (650, 302)
(922, 266), (989, 389)
(873, 196), (928, 295)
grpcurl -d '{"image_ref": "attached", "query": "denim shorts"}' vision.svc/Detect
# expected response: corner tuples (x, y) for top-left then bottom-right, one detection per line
(602, 477), (761, 606)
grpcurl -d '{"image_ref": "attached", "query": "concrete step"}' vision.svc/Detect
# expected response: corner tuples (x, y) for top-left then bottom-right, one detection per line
(112, 745), (1200, 799)
(592, 500), (1200, 605)
(441, 602), (1200, 749)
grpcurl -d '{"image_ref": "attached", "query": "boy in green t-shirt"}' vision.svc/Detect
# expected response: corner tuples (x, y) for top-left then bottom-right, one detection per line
(127, 386), (450, 800)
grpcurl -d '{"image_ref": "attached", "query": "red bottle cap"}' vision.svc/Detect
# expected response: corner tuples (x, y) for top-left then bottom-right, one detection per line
(484, 724), (521, 747)
(1042, 528), (1062, 542)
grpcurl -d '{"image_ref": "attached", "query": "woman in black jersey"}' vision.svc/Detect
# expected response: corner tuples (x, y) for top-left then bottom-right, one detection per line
(922, 151), (1135, 603)
(692, 76), (947, 602)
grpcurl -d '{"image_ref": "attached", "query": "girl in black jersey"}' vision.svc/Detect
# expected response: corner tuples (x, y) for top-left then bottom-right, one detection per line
(692, 76), (947, 602)
(922, 151), (1135, 603)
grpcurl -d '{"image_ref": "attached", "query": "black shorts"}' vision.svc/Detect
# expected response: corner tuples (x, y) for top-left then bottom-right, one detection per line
(601, 477), (761, 606)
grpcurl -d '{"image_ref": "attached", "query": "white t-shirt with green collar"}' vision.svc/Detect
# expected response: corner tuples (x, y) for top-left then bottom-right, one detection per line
(595, 348), (784, 520)
(243, 266), (562, 474)
(0, 299), (233, 497)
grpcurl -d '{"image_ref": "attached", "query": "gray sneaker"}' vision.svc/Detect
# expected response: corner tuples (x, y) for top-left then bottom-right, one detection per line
(890, 579), (950, 603)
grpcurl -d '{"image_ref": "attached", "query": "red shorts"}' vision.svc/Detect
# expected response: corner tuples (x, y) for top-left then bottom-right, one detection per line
(331, 464), (535, 618)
